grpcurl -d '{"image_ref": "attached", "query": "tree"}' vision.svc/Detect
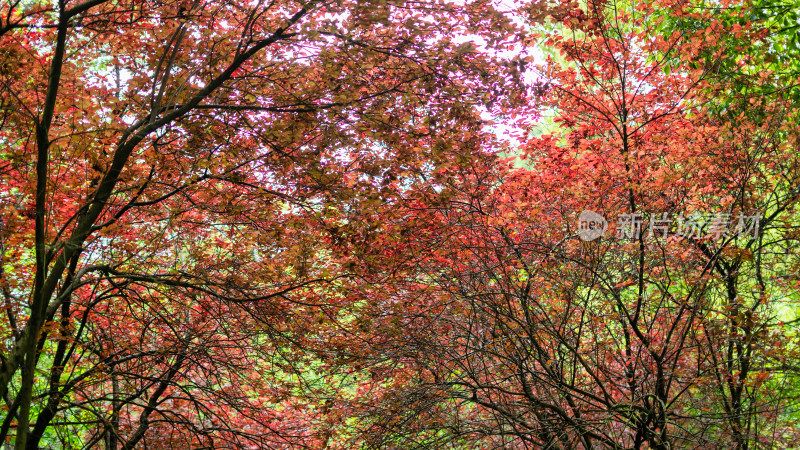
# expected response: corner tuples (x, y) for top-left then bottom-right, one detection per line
(0, 0), (525, 447)
(348, 0), (800, 447)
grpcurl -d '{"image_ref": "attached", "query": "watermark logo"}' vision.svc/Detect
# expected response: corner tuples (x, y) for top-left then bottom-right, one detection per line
(578, 210), (608, 241)
(577, 210), (761, 242)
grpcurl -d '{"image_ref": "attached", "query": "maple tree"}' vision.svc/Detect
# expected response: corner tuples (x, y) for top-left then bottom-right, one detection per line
(343, 0), (800, 448)
(0, 0), (526, 447)
(2, 0), (799, 447)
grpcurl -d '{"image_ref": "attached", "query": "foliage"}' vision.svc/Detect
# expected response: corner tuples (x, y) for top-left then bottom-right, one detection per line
(1, 0), (799, 448)
(0, 0), (523, 447)
(344, 0), (800, 448)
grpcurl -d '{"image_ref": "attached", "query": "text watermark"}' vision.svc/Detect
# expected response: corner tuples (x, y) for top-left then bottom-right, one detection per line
(578, 210), (761, 242)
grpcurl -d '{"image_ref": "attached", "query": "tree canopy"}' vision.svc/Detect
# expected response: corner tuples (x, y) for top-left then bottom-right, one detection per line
(1, 0), (799, 448)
